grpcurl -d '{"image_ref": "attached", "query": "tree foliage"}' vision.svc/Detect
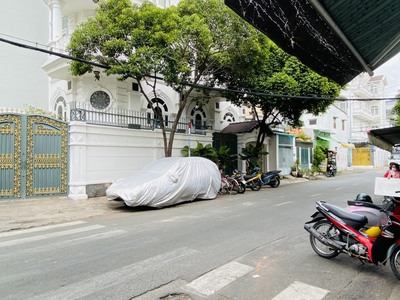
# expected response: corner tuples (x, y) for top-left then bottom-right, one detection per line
(390, 92), (400, 125)
(67, 0), (341, 158)
(67, 0), (257, 157)
(217, 35), (341, 149)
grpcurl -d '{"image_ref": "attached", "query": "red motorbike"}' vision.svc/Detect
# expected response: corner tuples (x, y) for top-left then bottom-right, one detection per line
(304, 196), (400, 280)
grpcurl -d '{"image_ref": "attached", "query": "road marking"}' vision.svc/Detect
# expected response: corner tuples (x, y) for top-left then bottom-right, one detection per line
(27, 247), (198, 300)
(0, 221), (87, 238)
(0, 225), (104, 248)
(272, 281), (329, 300)
(184, 261), (254, 297)
(0, 230), (128, 261)
(274, 201), (293, 207)
(311, 193), (322, 197)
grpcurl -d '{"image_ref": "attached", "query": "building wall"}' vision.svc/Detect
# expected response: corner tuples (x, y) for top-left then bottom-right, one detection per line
(68, 122), (213, 199)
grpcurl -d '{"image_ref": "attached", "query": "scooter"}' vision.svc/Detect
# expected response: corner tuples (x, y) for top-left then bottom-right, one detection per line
(326, 163), (336, 177)
(304, 196), (400, 280)
(261, 170), (281, 188)
(233, 168), (262, 191)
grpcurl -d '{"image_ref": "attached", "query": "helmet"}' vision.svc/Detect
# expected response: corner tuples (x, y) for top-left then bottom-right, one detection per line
(355, 193), (373, 203)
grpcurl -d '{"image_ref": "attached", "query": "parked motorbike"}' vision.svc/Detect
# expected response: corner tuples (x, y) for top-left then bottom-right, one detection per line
(231, 172), (246, 194)
(261, 170), (281, 188)
(326, 163), (337, 177)
(219, 174), (245, 195)
(233, 168), (262, 191)
(304, 195), (400, 280)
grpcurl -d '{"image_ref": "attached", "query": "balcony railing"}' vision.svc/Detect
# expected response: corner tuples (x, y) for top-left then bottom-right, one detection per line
(69, 102), (212, 135)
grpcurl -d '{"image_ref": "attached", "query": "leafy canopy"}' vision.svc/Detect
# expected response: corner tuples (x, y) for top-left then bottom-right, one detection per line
(67, 0), (258, 157)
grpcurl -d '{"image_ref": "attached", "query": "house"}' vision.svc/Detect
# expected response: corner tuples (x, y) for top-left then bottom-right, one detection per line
(301, 103), (352, 172)
(339, 73), (391, 167)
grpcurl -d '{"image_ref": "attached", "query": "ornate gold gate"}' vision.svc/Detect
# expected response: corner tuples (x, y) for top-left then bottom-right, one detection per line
(0, 114), (68, 199)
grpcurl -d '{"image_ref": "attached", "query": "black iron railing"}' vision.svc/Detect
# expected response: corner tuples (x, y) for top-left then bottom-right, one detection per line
(69, 102), (212, 134)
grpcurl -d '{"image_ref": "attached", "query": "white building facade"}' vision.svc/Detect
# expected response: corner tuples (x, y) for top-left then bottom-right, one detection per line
(41, 0), (250, 199)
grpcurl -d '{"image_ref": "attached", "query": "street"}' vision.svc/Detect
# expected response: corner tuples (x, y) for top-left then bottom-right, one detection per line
(1, 168), (399, 299)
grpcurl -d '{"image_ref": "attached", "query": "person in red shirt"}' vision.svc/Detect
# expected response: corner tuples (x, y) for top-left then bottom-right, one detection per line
(386, 163), (400, 179)
(384, 162), (396, 178)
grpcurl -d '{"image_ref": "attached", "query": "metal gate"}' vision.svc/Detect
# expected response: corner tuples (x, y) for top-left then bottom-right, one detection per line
(0, 114), (68, 199)
(352, 147), (371, 166)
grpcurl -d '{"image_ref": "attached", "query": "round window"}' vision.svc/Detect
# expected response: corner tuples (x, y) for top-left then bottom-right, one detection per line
(90, 91), (110, 109)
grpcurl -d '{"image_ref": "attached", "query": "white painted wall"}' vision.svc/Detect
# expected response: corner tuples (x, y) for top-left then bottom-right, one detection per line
(68, 122), (213, 199)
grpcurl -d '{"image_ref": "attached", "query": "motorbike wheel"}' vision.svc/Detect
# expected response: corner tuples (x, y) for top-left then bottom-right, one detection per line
(237, 182), (246, 194)
(390, 246), (400, 280)
(230, 184), (239, 195)
(250, 179), (262, 191)
(309, 219), (341, 259)
(269, 177), (280, 188)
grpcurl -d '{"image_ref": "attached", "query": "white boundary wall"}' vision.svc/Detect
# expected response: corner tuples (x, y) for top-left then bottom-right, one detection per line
(68, 122), (213, 200)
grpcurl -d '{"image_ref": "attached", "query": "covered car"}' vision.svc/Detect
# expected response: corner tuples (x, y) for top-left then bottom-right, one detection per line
(106, 157), (221, 208)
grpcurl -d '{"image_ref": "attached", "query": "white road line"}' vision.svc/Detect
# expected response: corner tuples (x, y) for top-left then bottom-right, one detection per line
(0, 221), (87, 238)
(0, 230), (128, 261)
(274, 201), (293, 207)
(311, 193), (322, 197)
(0, 225), (104, 248)
(272, 281), (329, 300)
(27, 247), (198, 300)
(184, 261), (254, 297)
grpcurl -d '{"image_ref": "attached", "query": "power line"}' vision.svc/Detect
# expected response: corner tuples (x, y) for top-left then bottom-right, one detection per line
(0, 35), (399, 102)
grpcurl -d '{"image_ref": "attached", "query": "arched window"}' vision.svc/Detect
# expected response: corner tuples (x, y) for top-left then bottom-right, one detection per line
(223, 112), (235, 123)
(190, 106), (207, 130)
(147, 98), (169, 127)
(54, 96), (66, 120)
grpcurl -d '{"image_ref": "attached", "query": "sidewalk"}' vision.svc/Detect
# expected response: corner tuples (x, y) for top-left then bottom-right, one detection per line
(0, 196), (124, 233)
(0, 169), (361, 233)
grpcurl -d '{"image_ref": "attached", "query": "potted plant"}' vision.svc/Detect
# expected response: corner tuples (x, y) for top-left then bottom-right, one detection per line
(291, 164), (297, 177)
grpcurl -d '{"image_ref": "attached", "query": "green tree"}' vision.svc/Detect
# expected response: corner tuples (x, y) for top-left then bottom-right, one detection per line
(390, 92), (400, 125)
(181, 142), (218, 162)
(217, 35), (341, 149)
(239, 144), (268, 172)
(312, 145), (327, 174)
(67, 0), (256, 157)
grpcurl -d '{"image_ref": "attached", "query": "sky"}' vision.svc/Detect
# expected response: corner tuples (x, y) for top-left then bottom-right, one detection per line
(0, 0), (49, 109)
(374, 52), (400, 98)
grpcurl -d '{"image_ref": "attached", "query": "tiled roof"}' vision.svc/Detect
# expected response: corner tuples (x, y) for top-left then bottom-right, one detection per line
(221, 121), (260, 133)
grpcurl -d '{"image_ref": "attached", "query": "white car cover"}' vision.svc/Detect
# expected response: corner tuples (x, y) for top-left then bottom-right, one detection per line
(106, 157), (221, 208)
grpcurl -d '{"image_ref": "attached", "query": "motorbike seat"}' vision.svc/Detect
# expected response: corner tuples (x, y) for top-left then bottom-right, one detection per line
(324, 203), (368, 228)
(263, 170), (281, 176)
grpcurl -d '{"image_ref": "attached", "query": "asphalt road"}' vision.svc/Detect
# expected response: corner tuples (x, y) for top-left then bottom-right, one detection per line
(1, 168), (399, 300)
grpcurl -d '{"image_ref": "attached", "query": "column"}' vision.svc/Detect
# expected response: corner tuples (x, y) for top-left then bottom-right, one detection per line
(49, 0), (63, 40)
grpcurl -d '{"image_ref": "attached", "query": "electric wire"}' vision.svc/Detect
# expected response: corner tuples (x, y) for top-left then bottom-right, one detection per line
(0, 33), (399, 102)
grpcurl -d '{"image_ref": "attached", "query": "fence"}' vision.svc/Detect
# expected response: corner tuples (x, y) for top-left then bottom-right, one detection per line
(69, 102), (212, 134)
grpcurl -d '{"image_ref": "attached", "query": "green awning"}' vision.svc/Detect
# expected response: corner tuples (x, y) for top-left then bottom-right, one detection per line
(317, 136), (339, 143)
